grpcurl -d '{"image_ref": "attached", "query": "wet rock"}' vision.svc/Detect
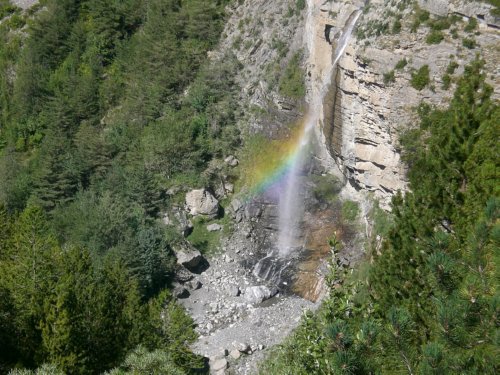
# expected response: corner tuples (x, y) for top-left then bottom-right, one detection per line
(173, 242), (205, 271)
(185, 189), (219, 218)
(243, 286), (277, 304)
(207, 223), (222, 232)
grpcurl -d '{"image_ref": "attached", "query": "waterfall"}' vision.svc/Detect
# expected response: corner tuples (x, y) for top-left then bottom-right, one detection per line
(277, 6), (362, 256)
(253, 2), (362, 284)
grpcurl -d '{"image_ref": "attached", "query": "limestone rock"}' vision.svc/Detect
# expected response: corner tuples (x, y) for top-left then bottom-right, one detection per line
(211, 358), (228, 372)
(173, 209), (193, 237)
(207, 223), (222, 232)
(187, 280), (202, 290)
(224, 155), (239, 167)
(185, 189), (219, 218)
(244, 286), (277, 304)
(173, 242), (204, 271)
(229, 349), (241, 359)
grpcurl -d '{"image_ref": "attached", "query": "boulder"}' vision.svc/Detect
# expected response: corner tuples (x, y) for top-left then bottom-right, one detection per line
(187, 279), (202, 290)
(173, 242), (204, 271)
(211, 358), (228, 372)
(229, 349), (241, 359)
(207, 223), (222, 232)
(224, 155), (239, 167)
(173, 209), (193, 237)
(243, 286), (277, 304)
(226, 284), (240, 297)
(185, 189), (219, 218)
(174, 266), (194, 283)
(173, 285), (190, 299)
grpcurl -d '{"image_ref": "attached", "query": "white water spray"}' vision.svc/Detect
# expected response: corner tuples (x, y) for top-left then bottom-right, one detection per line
(276, 5), (362, 256)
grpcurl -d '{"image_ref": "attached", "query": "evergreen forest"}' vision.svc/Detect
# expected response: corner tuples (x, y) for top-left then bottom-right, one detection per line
(0, 0), (237, 373)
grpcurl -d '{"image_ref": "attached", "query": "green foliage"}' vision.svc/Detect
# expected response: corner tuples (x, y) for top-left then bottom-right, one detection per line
(464, 17), (478, 32)
(441, 73), (452, 90)
(383, 70), (395, 85)
(312, 174), (342, 204)
(279, 52), (306, 100)
(106, 347), (185, 375)
(0, 0), (233, 373)
(342, 200), (359, 222)
(462, 37), (477, 49)
(392, 18), (402, 34)
(411, 65), (430, 90)
(395, 58), (407, 70)
(446, 60), (459, 74)
(426, 30), (444, 44)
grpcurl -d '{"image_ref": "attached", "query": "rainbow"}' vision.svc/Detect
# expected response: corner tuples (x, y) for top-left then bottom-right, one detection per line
(240, 118), (312, 202)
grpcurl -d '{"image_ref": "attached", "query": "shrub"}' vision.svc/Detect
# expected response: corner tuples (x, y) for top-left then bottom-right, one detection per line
(464, 17), (478, 32)
(392, 18), (402, 34)
(395, 58), (408, 70)
(426, 30), (444, 44)
(446, 61), (459, 75)
(442, 74), (452, 90)
(342, 200), (359, 222)
(383, 70), (396, 85)
(462, 37), (476, 49)
(279, 52), (306, 99)
(411, 65), (430, 90)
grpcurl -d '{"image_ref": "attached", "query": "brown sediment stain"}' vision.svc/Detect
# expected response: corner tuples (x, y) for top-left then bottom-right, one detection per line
(292, 208), (339, 301)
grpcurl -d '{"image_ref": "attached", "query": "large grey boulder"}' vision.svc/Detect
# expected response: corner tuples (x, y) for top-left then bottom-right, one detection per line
(173, 242), (204, 271)
(243, 286), (277, 304)
(185, 189), (219, 218)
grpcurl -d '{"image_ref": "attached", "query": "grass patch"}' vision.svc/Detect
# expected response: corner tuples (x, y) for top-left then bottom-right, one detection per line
(187, 214), (233, 255)
(342, 200), (359, 222)
(312, 174), (342, 204)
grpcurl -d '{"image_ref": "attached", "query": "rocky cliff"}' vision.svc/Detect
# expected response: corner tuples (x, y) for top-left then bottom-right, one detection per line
(324, 0), (499, 207)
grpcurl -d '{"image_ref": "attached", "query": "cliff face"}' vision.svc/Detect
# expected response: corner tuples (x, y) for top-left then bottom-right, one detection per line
(322, 0), (499, 207)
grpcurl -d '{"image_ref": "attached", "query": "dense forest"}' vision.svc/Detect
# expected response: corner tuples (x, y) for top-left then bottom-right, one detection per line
(0, 0), (238, 373)
(261, 59), (499, 374)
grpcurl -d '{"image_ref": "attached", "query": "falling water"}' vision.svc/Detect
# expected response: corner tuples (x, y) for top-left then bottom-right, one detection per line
(277, 7), (362, 256)
(253, 3), (362, 282)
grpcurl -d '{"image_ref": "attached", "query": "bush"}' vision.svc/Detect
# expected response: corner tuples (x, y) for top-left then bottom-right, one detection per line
(462, 37), (476, 49)
(464, 17), (478, 32)
(392, 19), (402, 34)
(342, 200), (359, 222)
(441, 73), (452, 90)
(383, 70), (396, 85)
(446, 61), (459, 74)
(395, 58), (408, 70)
(411, 65), (430, 90)
(279, 52), (306, 99)
(426, 30), (444, 44)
